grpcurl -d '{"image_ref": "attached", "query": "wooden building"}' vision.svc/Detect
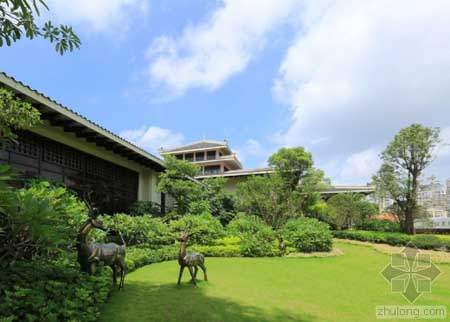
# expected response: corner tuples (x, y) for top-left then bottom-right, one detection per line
(0, 72), (166, 214)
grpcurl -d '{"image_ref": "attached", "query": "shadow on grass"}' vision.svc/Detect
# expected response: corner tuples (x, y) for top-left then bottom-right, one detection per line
(101, 280), (317, 322)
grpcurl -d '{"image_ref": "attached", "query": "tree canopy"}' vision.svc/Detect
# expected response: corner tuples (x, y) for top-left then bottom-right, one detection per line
(0, 0), (80, 54)
(237, 147), (328, 229)
(373, 124), (440, 234)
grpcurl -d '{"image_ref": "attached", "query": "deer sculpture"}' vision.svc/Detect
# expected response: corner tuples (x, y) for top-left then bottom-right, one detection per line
(278, 237), (286, 256)
(177, 231), (207, 286)
(76, 204), (127, 290)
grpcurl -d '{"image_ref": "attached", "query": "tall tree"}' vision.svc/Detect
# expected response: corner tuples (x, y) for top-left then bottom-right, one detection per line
(157, 155), (202, 218)
(0, 0), (80, 54)
(373, 124), (440, 234)
(268, 147), (313, 190)
(237, 147), (328, 229)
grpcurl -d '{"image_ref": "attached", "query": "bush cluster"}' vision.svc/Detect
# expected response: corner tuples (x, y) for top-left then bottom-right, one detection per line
(357, 219), (401, 232)
(169, 212), (224, 245)
(0, 180), (88, 265)
(0, 245), (180, 322)
(333, 230), (450, 251)
(0, 261), (110, 322)
(227, 214), (276, 257)
(281, 217), (333, 252)
(101, 214), (173, 248)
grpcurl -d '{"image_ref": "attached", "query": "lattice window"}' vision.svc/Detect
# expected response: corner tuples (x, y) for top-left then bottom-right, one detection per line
(10, 131), (39, 158)
(86, 157), (114, 180)
(64, 148), (83, 170)
(43, 140), (64, 165)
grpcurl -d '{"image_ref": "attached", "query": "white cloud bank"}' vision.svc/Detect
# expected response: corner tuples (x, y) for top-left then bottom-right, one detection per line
(120, 126), (184, 155)
(46, 0), (148, 33)
(273, 0), (450, 183)
(146, 0), (301, 95)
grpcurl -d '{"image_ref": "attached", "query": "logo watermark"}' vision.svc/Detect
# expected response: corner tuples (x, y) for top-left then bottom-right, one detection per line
(376, 305), (447, 319)
(380, 242), (441, 303)
(377, 242), (446, 319)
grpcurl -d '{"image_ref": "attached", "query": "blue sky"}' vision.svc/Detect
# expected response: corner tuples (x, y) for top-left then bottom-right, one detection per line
(2, 0), (450, 185)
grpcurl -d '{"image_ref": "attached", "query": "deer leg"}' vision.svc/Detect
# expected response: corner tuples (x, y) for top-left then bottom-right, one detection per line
(119, 266), (125, 290)
(187, 266), (196, 286)
(89, 262), (97, 275)
(198, 262), (208, 281)
(192, 266), (198, 281)
(111, 265), (117, 285)
(177, 266), (185, 285)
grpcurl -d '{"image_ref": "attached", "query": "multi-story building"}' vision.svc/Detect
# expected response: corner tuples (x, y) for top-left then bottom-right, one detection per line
(418, 182), (448, 218)
(160, 140), (272, 191)
(160, 140), (243, 176)
(446, 178), (450, 214)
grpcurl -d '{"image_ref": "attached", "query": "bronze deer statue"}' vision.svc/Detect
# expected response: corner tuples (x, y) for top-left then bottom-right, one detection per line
(77, 215), (127, 290)
(177, 231), (207, 286)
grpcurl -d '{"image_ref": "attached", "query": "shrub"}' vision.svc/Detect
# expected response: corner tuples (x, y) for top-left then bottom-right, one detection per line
(333, 230), (450, 250)
(0, 244), (180, 322)
(191, 245), (241, 257)
(282, 217), (332, 252)
(384, 234), (411, 246)
(101, 214), (173, 248)
(0, 181), (88, 265)
(0, 261), (110, 322)
(169, 212), (224, 245)
(129, 201), (162, 217)
(357, 219), (401, 232)
(227, 214), (276, 256)
(125, 245), (178, 271)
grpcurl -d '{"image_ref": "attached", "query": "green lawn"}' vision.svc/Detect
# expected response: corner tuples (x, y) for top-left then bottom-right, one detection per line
(100, 241), (450, 322)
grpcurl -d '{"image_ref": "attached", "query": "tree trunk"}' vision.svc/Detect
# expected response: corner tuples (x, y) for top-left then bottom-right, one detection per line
(405, 209), (415, 235)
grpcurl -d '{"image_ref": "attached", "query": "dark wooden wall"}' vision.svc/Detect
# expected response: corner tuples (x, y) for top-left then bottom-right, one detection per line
(0, 130), (139, 214)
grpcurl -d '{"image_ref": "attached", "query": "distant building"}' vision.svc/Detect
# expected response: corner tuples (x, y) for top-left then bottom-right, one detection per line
(446, 178), (450, 214)
(160, 140), (272, 191)
(160, 140), (243, 175)
(418, 182), (448, 218)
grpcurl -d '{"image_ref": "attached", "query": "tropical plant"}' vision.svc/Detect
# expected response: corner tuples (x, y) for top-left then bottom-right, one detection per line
(0, 87), (41, 146)
(0, 180), (88, 266)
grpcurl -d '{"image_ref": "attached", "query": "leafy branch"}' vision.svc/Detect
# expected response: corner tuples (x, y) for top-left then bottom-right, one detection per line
(0, 0), (80, 54)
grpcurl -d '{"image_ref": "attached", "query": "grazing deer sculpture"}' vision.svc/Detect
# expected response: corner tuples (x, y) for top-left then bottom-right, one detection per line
(278, 237), (286, 256)
(177, 231), (207, 286)
(77, 202), (127, 290)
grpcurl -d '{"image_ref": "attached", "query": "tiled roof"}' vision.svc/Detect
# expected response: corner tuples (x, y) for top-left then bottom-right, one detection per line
(0, 72), (165, 169)
(195, 167), (274, 179)
(160, 140), (229, 153)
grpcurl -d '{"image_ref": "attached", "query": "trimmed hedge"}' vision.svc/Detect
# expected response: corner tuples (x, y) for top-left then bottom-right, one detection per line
(357, 219), (401, 232)
(333, 230), (450, 251)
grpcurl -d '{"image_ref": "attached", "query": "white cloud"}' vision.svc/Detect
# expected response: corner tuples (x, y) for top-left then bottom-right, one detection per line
(273, 0), (450, 184)
(146, 0), (301, 95)
(120, 126), (184, 155)
(338, 148), (381, 185)
(46, 0), (148, 33)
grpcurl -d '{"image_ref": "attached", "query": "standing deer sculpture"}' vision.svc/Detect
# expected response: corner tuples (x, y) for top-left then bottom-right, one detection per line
(77, 202), (127, 290)
(177, 231), (207, 286)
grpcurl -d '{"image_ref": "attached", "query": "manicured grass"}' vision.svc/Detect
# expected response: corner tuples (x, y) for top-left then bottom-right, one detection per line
(100, 241), (450, 322)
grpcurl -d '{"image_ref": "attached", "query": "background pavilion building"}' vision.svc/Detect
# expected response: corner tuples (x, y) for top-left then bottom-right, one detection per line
(160, 140), (273, 191)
